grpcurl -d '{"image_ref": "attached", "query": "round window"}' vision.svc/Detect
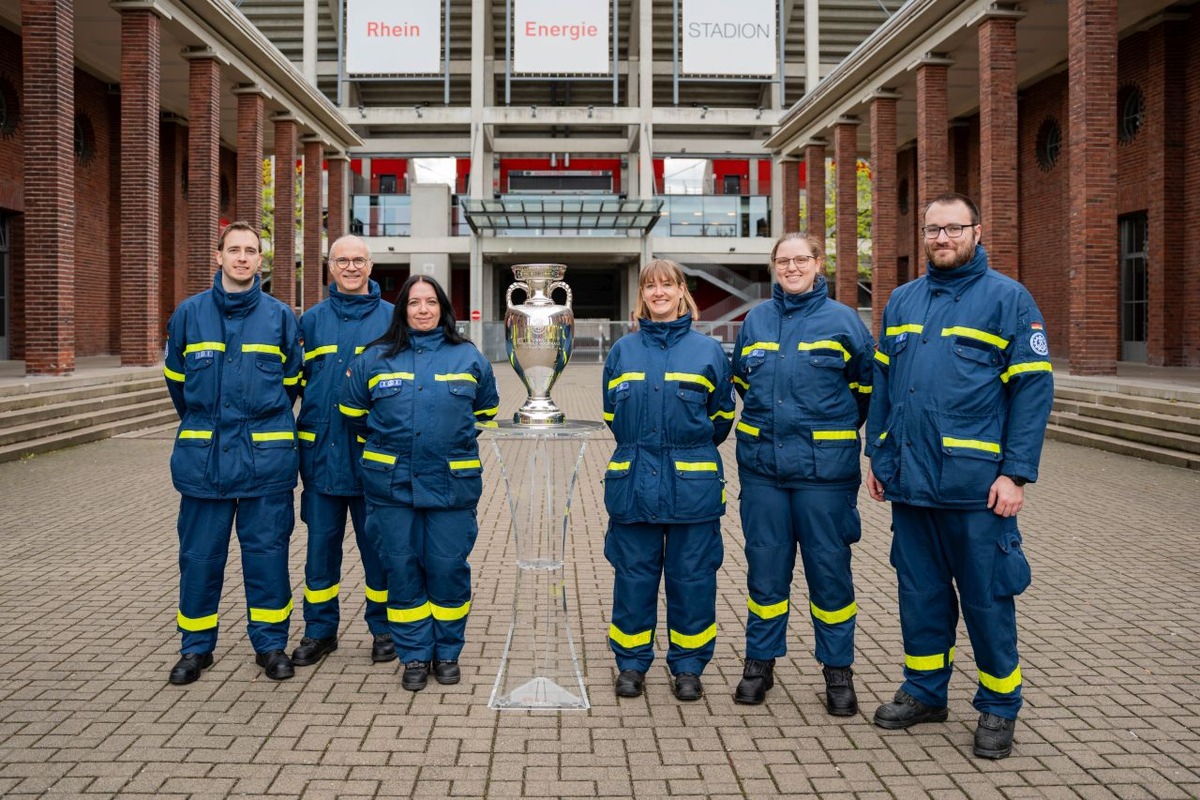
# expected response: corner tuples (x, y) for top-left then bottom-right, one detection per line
(1118, 85), (1144, 144)
(1036, 118), (1061, 171)
(0, 77), (19, 138)
(74, 113), (96, 164)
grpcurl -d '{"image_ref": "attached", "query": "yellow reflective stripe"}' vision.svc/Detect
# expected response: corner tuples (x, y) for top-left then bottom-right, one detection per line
(732, 375), (749, 390)
(849, 382), (873, 394)
(355, 346), (366, 354)
(177, 610), (218, 631)
(798, 340), (851, 361)
(979, 664), (1022, 694)
(356, 435), (366, 443)
(607, 372), (646, 389)
(430, 600), (471, 621)
(747, 597), (788, 620)
(477, 421), (498, 429)
(669, 622), (717, 650)
(363, 450), (397, 465)
(603, 412), (615, 422)
(164, 366), (185, 382)
(368, 371), (414, 389)
(664, 372), (715, 392)
(183, 341), (226, 355)
(810, 600), (857, 625)
(813, 430), (857, 441)
(388, 602), (431, 623)
(304, 345), (337, 361)
(251, 431), (295, 442)
(474, 406), (499, 417)
(339, 404), (368, 417)
(305, 583), (339, 604)
(740, 341), (780, 356)
(242, 343), (286, 361)
(874, 351), (890, 365)
(1001, 360), (1053, 383)
(364, 584), (387, 603)
(906, 647), (955, 671)
(283, 373), (301, 386)
(249, 598), (293, 624)
(710, 409), (735, 420)
(942, 437), (1001, 454)
(675, 461), (718, 472)
(609, 623), (653, 649)
(885, 324), (923, 336)
(298, 430), (316, 442)
(178, 429), (213, 440)
(878, 431), (889, 441)
(736, 421), (760, 437)
(449, 459), (482, 470)
(435, 372), (478, 383)
(941, 326), (1010, 349)
(607, 460), (631, 471)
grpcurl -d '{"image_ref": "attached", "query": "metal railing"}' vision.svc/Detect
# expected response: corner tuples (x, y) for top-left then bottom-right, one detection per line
(656, 195), (771, 238)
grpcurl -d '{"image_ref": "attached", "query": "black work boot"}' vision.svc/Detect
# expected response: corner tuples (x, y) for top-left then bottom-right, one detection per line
(733, 658), (775, 705)
(434, 660), (461, 685)
(673, 673), (703, 701)
(873, 689), (949, 729)
(822, 665), (858, 716)
(255, 650), (295, 680)
(973, 712), (1016, 759)
(168, 653), (213, 685)
(402, 660), (431, 691)
(614, 669), (645, 698)
(291, 636), (337, 666)
(371, 634), (396, 663)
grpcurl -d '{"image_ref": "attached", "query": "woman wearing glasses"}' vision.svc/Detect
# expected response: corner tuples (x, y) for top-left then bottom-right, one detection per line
(339, 275), (500, 692)
(602, 259), (736, 702)
(731, 233), (875, 714)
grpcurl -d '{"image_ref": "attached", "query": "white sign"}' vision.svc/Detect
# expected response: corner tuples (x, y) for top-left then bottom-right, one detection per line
(682, 0), (776, 76)
(514, 0), (610, 75)
(346, 0), (441, 75)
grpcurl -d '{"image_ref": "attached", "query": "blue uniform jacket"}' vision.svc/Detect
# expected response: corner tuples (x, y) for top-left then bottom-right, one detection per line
(297, 280), (394, 496)
(338, 327), (500, 509)
(602, 314), (736, 524)
(865, 245), (1054, 509)
(163, 272), (303, 499)
(732, 276), (875, 490)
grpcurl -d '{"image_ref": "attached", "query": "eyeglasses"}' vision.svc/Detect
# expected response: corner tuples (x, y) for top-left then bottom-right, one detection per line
(773, 255), (817, 268)
(332, 256), (369, 268)
(921, 224), (974, 239)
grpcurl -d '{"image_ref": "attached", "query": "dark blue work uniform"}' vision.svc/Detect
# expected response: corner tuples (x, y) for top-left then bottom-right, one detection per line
(602, 314), (736, 677)
(865, 245), (1053, 719)
(732, 275), (875, 668)
(339, 328), (499, 663)
(163, 272), (302, 656)
(296, 281), (394, 642)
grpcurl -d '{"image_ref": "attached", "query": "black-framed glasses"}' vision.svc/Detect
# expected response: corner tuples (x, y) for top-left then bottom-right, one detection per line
(774, 255), (817, 268)
(921, 224), (974, 239)
(332, 256), (369, 268)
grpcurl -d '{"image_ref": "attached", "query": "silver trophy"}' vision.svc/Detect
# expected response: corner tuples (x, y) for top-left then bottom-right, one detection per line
(505, 264), (574, 426)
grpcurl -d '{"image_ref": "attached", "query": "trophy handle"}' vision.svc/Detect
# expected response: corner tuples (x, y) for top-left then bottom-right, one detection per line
(548, 281), (573, 309)
(506, 281), (530, 310)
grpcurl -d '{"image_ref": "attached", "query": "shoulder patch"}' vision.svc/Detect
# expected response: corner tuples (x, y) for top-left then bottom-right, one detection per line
(1029, 331), (1049, 356)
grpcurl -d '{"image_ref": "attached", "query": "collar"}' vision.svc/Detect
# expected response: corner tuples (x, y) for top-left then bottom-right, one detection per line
(407, 326), (447, 348)
(328, 279), (383, 319)
(637, 313), (694, 347)
(211, 270), (261, 316)
(925, 244), (989, 289)
(773, 274), (829, 314)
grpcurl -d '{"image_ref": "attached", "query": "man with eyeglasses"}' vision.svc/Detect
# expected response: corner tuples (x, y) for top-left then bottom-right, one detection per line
(865, 192), (1053, 759)
(291, 235), (396, 668)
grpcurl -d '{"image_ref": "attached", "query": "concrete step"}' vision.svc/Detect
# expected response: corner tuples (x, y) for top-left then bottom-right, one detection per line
(1052, 397), (1200, 438)
(1048, 409), (1200, 456)
(0, 367), (163, 401)
(1053, 374), (1200, 406)
(0, 395), (178, 449)
(1054, 385), (1200, 421)
(1045, 423), (1200, 471)
(0, 408), (180, 463)
(0, 385), (172, 431)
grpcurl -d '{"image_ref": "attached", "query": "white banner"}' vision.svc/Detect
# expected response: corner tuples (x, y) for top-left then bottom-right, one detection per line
(514, 0), (610, 75)
(682, 0), (776, 76)
(346, 0), (442, 75)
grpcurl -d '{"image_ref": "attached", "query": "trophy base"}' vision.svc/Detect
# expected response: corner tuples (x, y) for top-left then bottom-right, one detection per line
(490, 676), (588, 711)
(513, 398), (566, 426)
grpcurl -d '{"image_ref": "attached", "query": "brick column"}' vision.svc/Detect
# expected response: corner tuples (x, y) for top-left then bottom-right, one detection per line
(979, 14), (1021, 278)
(916, 57), (952, 216)
(327, 153), (348, 245)
(301, 136), (324, 310)
(834, 119), (860, 307)
(782, 160), (800, 232)
(1067, 0), (1118, 375)
(805, 141), (827, 244)
(1147, 23), (1185, 366)
(185, 50), (220, 297)
(118, 7), (161, 366)
(272, 116), (298, 308)
(234, 86), (265, 232)
(21, 0), (75, 375)
(870, 92), (899, 336)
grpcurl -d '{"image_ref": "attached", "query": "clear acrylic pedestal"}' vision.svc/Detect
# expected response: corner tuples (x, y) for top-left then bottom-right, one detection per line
(481, 420), (602, 711)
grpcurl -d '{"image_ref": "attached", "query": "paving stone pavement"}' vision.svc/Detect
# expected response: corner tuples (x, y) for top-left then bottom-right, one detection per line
(1, 363), (1199, 799)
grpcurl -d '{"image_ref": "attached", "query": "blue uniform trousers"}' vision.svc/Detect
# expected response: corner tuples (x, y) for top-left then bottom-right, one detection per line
(176, 493), (294, 655)
(365, 503), (478, 663)
(740, 483), (860, 666)
(604, 520), (723, 676)
(891, 503), (1030, 719)
(299, 491), (389, 639)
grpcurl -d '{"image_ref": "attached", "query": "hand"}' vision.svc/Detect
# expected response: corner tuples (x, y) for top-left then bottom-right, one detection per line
(866, 466), (886, 502)
(987, 475), (1025, 517)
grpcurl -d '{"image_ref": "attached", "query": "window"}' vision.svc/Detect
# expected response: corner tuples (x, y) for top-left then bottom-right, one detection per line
(1117, 84), (1144, 144)
(1036, 118), (1061, 171)
(74, 113), (96, 165)
(0, 77), (18, 138)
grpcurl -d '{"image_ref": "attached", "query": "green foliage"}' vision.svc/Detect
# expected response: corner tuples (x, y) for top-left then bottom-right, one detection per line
(799, 158), (875, 283)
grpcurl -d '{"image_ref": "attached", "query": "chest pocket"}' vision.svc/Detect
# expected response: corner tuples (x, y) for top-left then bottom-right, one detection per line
(445, 380), (478, 401)
(809, 354), (845, 370)
(740, 352), (766, 375)
(951, 339), (1002, 368)
(248, 357), (288, 416)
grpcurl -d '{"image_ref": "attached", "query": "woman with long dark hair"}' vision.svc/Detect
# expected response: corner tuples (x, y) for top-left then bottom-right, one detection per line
(339, 275), (500, 691)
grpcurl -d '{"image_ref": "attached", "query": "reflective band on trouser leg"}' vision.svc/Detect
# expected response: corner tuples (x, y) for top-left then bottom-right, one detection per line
(348, 494), (389, 635)
(235, 492), (296, 653)
(663, 520), (722, 675)
(739, 481), (798, 660)
(300, 491), (348, 640)
(604, 521), (666, 672)
(177, 496), (237, 654)
(369, 503), (433, 662)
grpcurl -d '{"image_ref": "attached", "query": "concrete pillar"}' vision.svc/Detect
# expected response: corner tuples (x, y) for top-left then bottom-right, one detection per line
(804, 141), (827, 245)
(411, 183), (452, 291)
(1067, 0), (1118, 375)
(234, 86), (265, 231)
(870, 92), (899, 336)
(272, 116), (298, 309)
(327, 153), (349, 246)
(119, 7), (162, 366)
(301, 136), (324, 310)
(185, 50), (221, 298)
(20, 0), (75, 374)
(916, 57), (952, 217)
(834, 119), (860, 307)
(979, 14), (1021, 278)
